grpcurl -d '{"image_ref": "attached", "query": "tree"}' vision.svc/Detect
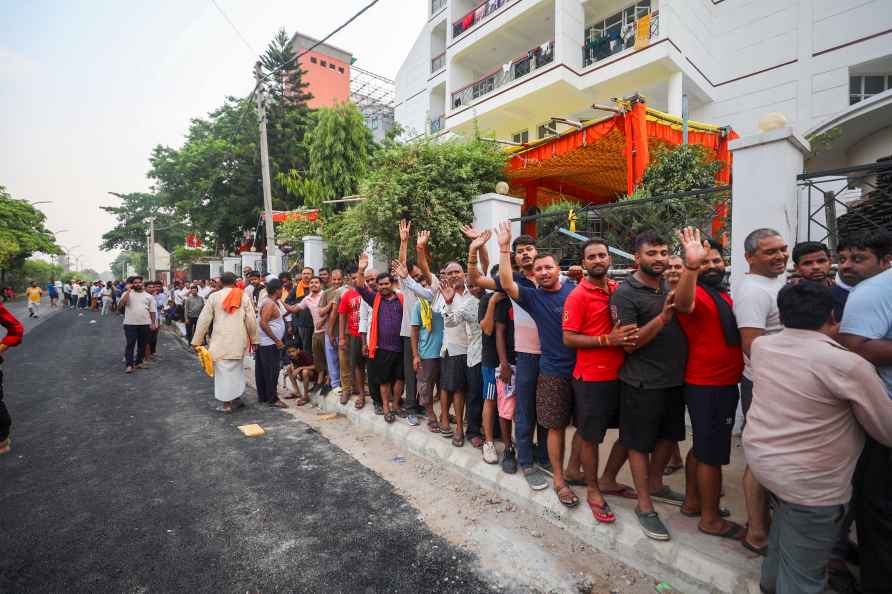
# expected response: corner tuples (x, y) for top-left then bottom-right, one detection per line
(304, 103), (375, 205)
(100, 192), (185, 253)
(5, 259), (63, 291)
(0, 185), (61, 281)
(600, 144), (725, 252)
(324, 137), (506, 266)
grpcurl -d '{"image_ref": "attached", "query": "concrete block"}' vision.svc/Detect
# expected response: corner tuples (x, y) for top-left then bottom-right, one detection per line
(675, 546), (739, 594)
(468, 460), (502, 486)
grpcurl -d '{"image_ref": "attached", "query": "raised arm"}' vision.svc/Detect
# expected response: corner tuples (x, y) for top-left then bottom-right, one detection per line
(415, 230), (433, 286)
(398, 219), (410, 266)
(464, 225), (496, 291)
(496, 221), (520, 301)
(392, 259), (434, 301)
(673, 226), (708, 314)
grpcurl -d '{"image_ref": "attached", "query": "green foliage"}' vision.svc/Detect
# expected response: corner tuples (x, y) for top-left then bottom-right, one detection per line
(109, 251), (145, 279)
(0, 185), (61, 276)
(324, 137), (507, 267)
(600, 144), (727, 253)
(173, 245), (211, 268)
(5, 259), (63, 291)
(305, 103), (375, 206)
(100, 192), (185, 253)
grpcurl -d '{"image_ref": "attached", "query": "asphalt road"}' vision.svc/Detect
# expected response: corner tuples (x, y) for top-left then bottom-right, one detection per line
(0, 307), (497, 593)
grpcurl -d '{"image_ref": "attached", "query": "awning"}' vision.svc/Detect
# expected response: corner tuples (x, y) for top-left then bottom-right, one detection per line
(505, 100), (737, 204)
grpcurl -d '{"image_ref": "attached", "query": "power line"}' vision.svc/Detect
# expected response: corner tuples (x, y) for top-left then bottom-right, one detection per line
(209, 0), (256, 55)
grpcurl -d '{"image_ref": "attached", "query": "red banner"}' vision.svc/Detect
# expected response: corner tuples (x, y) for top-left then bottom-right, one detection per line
(271, 209), (319, 223)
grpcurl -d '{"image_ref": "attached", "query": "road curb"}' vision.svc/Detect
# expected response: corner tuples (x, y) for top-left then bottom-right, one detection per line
(231, 350), (760, 593)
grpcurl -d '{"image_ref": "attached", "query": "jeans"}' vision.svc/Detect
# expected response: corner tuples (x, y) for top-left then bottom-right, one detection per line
(297, 326), (313, 352)
(401, 336), (417, 410)
(761, 497), (845, 594)
(185, 318), (198, 343)
(100, 299), (111, 316)
(0, 369), (10, 442)
(514, 352), (548, 468)
(124, 324), (149, 367)
(255, 344), (281, 403)
(324, 334), (341, 389)
(148, 327), (158, 355)
(854, 437), (892, 594)
(465, 362), (483, 439)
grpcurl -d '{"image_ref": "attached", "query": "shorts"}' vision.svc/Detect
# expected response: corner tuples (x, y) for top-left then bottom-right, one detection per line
(536, 373), (574, 430)
(740, 376), (753, 420)
(416, 358), (441, 407)
(348, 334), (365, 368)
(440, 353), (468, 394)
(619, 382), (686, 454)
(685, 384), (740, 466)
(482, 367), (497, 401)
(496, 366), (516, 420)
(368, 348), (403, 385)
(572, 379), (620, 444)
(312, 332), (327, 375)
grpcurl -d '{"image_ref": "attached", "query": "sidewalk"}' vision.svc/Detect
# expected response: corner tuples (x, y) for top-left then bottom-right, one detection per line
(238, 354), (761, 594)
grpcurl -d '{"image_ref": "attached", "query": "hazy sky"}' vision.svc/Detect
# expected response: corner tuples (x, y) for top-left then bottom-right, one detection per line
(0, 0), (426, 272)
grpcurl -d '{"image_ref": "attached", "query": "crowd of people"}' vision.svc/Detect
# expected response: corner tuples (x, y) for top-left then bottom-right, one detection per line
(2, 216), (890, 594)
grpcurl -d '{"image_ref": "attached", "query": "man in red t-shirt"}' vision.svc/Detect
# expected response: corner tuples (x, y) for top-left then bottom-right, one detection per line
(674, 228), (745, 540)
(562, 238), (639, 523)
(338, 272), (366, 403)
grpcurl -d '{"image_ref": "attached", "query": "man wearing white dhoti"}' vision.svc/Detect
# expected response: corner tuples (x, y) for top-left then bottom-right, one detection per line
(191, 272), (259, 413)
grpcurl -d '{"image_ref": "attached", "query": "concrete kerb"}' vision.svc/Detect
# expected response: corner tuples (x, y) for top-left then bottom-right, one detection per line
(217, 349), (759, 593)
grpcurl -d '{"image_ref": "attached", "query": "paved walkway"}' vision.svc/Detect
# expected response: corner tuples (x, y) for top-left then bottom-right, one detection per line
(0, 309), (497, 593)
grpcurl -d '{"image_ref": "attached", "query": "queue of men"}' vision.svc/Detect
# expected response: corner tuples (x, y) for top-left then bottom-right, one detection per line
(160, 219), (892, 594)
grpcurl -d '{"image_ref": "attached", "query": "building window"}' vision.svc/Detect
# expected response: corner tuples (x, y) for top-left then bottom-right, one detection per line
(850, 74), (891, 104)
(310, 56), (317, 64)
(320, 60), (327, 67)
(329, 63), (336, 70)
(338, 66), (344, 73)
(370, 115), (379, 130)
(512, 130), (529, 144)
(584, 0), (652, 63)
(537, 123), (556, 139)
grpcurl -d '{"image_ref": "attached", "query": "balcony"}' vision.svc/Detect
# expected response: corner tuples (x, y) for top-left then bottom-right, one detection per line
(452, 0), (510, 39)
(430, 114), (445, 133)
(431, 0), (446, 16)
(582, 2), (658, 67)
(431, 52), (446, 73)
(451, 39), (554, 110)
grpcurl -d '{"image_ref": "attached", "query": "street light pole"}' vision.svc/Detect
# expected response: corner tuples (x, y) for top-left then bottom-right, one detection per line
(254, 61), (280, 275)
(147, 217), (156, 282)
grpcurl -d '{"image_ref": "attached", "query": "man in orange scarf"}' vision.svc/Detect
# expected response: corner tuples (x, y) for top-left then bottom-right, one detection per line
(354, 253), (404, 424)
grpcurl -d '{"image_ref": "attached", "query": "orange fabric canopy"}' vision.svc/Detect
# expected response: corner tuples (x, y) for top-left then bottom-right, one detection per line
(506, 101), (737, 204)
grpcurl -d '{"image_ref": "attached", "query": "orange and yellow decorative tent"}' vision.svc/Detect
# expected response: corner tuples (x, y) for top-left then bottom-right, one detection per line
(504, 98), (737, 236)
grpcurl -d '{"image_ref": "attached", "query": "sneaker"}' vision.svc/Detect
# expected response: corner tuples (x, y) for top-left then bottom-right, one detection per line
(636, 508), (670, 541)
(650, 486), (685, 507)
(396, 408), (409, 419)
(501, 446), (518, 474)
(407, 414), (420, 427)
(125, 366), (133, 374)
(482, 442), (498, 464)
(538, 461), (554, 476)
(374, 403), (384, 416)
(522, 466), (549, 491)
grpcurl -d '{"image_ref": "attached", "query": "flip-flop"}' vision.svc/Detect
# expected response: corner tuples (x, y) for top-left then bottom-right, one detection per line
(587, 499), (616, 524)
(699, 520), (745, 541)
(742, 539), (768, 557)
(681, 507), (732, 518)
(663, 463), (684, 476)
(451, 434), (465, 448)
(270, 400), (288, 409)
(554, 485), (580, 508)
(565, 477), (587, 487)
(283, 393), (299, 400)
(427, 420), (440, 433)
(355, 398), (365, 409)
(439, 425), (454, 438)
(601, 486), (638, 499)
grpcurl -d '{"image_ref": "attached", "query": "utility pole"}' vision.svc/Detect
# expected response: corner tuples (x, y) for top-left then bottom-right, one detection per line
(147, 216), (156, 281)
(254, 61), (280, 275)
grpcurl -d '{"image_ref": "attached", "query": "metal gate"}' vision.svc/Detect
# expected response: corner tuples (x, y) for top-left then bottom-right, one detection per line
(797, 160), (892, 251)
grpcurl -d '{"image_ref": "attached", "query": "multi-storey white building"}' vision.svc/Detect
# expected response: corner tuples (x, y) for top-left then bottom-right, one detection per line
(395, 0), (892, 157)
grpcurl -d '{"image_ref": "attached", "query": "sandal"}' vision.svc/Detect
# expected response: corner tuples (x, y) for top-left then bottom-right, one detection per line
(427, 420), (440, 433)
(554, 484), (580, 508)
(339, 392), (350, 405)
(451, 433), (464, 447)
(296, 396), (310, 407)
(699, 520), (746, 541)
(601, 485), (638, 499)
(270, 400), (288, 409)
(355, 397), (365, 409)
(681, 507), (732, 518)
(439, 425), (454, 438)
(384, 411), (395, 424)
(283, 393), (299, 400)
(663, 463), (684, 476)
(587, 499), (616, 524)
(742, 539), (768, 557)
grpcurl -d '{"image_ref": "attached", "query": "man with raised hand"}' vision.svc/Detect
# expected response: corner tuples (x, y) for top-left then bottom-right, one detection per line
(673, 228), (745, 541)
(497, 221), (579, 508)
(610, 230), (688, 541)
(562, 238), (637, 524)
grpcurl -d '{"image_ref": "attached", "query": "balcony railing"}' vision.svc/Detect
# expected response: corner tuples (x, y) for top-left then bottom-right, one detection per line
(451, 39), (554, 109)
(582, 10), (659, 67)
(431, 0), (446, 15)
(431, 52), (446, 73)
(452, 0), (509, 38)
(431, 114), (445, 134)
